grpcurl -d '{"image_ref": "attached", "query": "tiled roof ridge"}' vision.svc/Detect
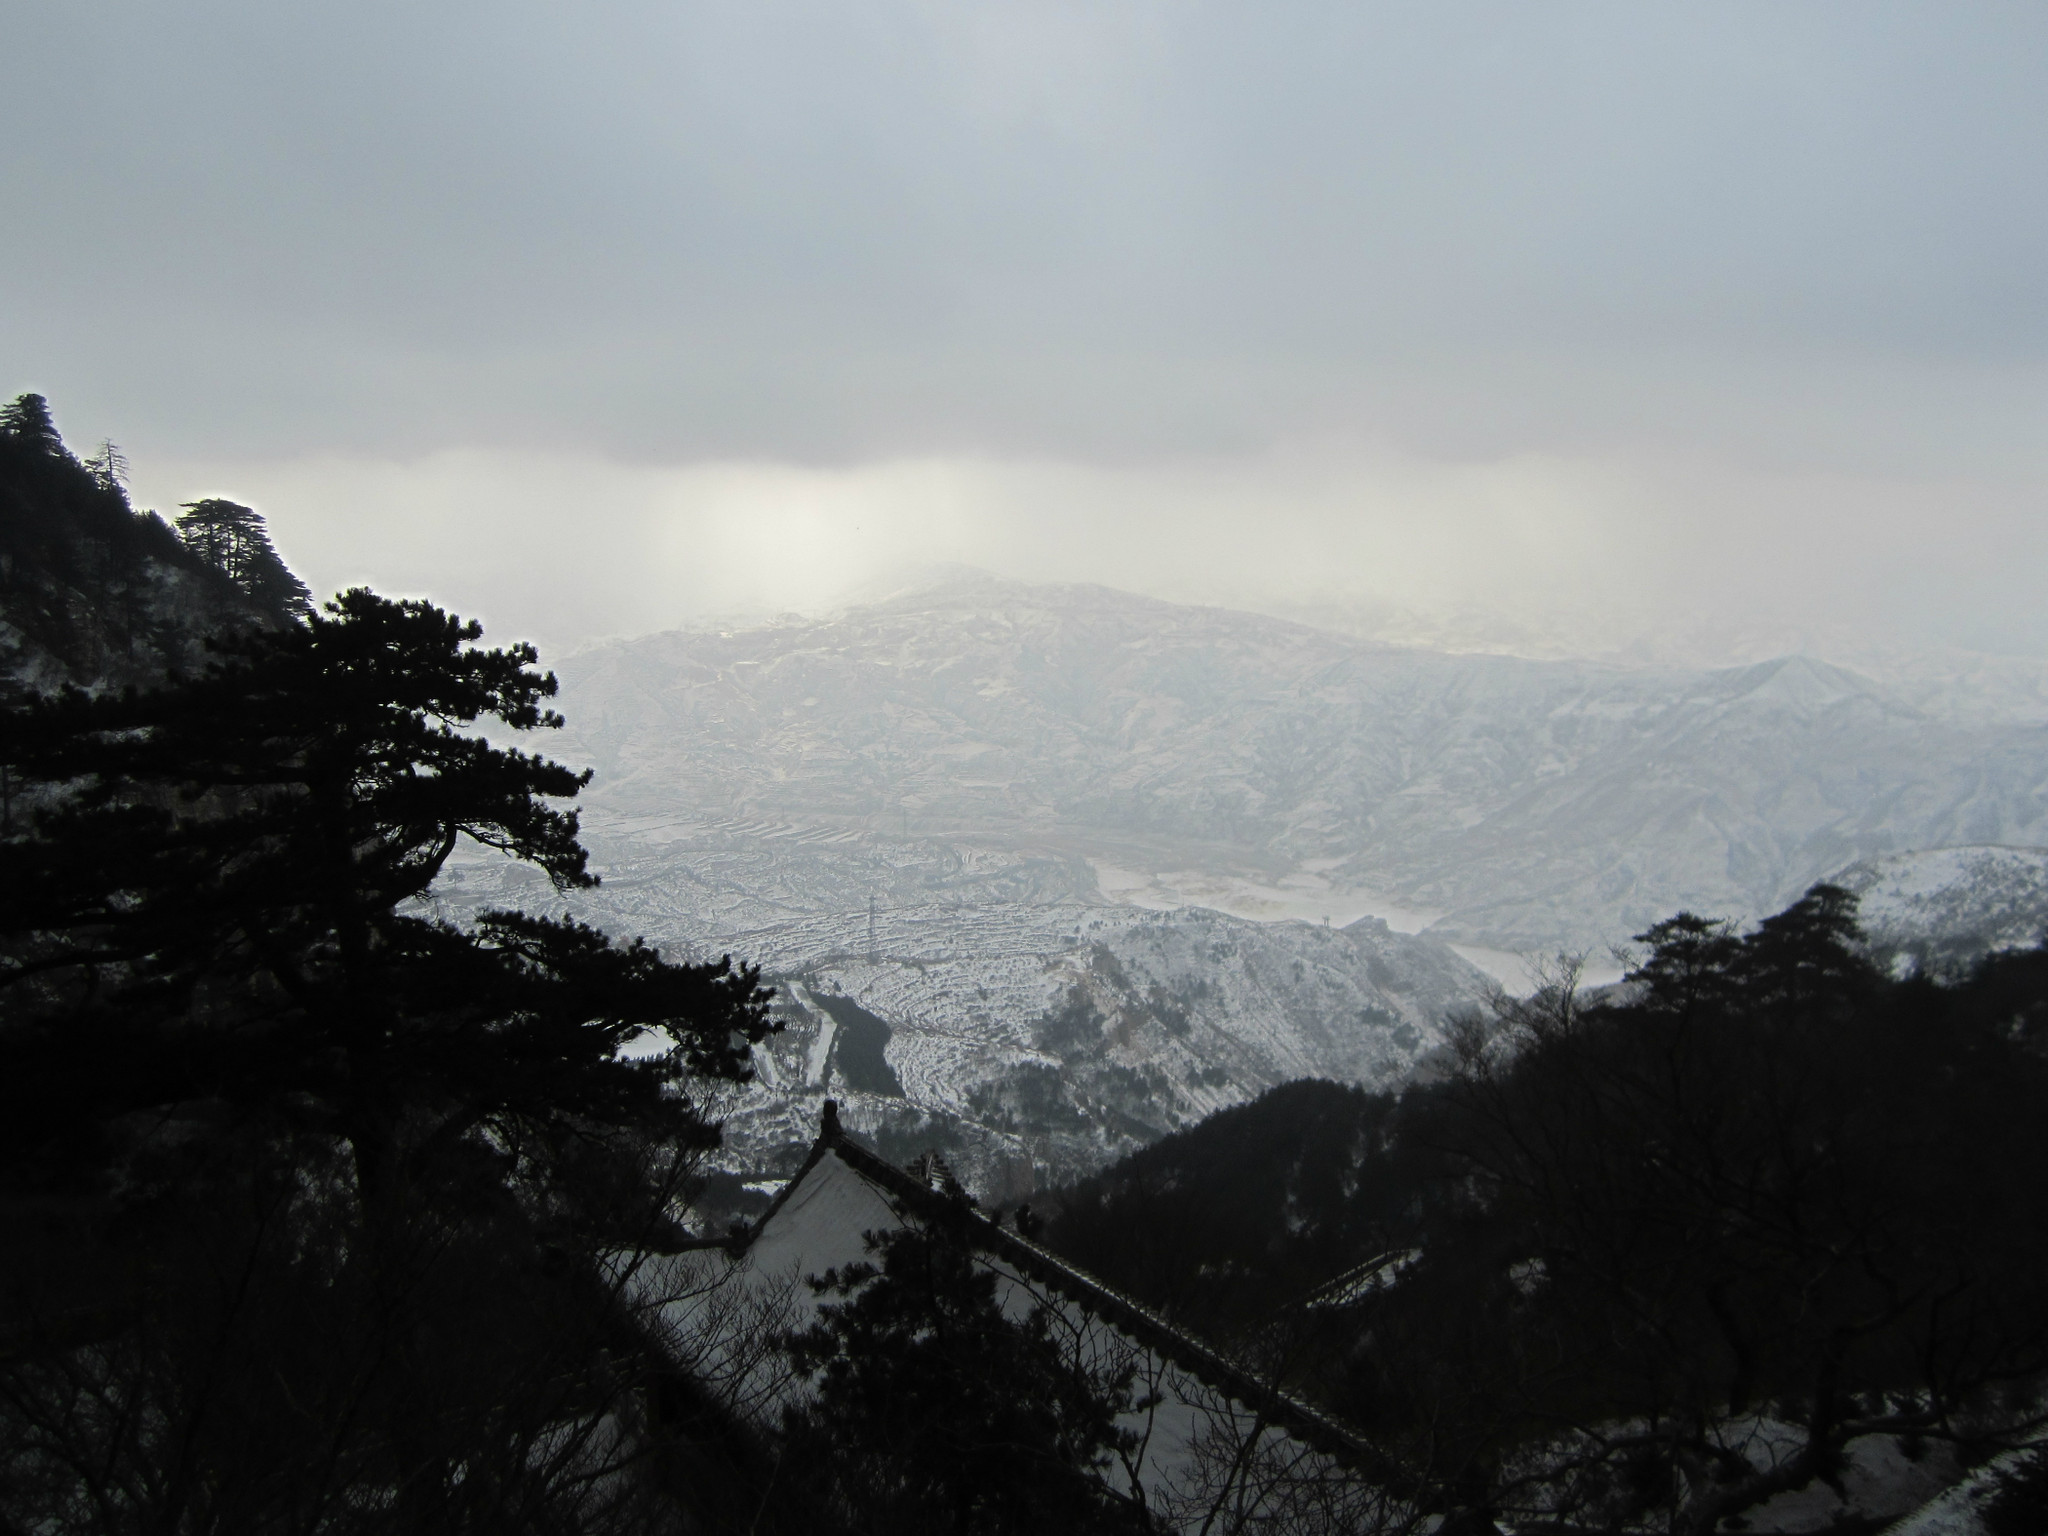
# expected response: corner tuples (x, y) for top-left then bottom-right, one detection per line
(1296, 1247), (1423, 1311)
(781, 1101), (1401, 1484)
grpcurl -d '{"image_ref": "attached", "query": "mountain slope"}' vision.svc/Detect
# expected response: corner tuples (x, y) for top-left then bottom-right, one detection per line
(1835, 845), (2048, 971)
(437, 838), (1492, 1194)
(432, 576), (2048, 1194)
(551, 575), (2048, 953)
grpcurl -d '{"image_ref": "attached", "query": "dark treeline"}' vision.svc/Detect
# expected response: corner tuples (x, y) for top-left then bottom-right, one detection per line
(1040, 891), (2048, 1531)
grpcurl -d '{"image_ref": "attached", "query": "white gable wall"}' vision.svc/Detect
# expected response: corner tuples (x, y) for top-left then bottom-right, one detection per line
(742, 1148), (901, 1308)
(643, 1143), (1397, 1534)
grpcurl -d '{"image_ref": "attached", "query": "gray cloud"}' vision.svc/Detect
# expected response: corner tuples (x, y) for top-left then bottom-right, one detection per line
(6, 3), (2046, 661)
(6, 2), (2044, 461)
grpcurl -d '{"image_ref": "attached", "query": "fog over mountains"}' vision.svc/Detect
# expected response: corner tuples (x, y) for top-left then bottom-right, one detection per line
(550, 573), (2048, 952)
(428, 573), (2048, 1192)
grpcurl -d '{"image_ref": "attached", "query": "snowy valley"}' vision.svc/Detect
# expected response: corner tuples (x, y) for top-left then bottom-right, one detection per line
(431, 574), (2048, 1198)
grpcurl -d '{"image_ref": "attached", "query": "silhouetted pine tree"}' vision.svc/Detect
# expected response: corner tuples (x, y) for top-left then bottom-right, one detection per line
(176, 497), (312, 617)
(780, 1214), (1155, 1535)
(2, 586), (771, 1189)
(1, 588), (781, 1532)
(82, 439), (129, 496)
(0, 391), (68, 455)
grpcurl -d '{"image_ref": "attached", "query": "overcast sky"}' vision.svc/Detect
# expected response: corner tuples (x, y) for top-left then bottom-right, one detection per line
(5, 2), (2045, 657)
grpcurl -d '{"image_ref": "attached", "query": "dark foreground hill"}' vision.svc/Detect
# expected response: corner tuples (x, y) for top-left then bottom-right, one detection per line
(1035, 889), (2048, 1533)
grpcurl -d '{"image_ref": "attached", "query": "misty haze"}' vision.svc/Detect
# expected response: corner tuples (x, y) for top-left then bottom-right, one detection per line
(6, 5), (2048, 1534)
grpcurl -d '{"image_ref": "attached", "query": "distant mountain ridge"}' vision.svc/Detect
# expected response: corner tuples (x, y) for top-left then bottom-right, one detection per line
(552, 574), (2048, 954)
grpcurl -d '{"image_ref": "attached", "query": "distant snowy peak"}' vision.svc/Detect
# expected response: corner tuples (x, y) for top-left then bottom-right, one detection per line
(1834, 846), (2048, 966)
(1713, 655), (1894, 712)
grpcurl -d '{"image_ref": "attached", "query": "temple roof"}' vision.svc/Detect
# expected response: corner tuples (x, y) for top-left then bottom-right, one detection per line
(720, 1099), (1395, 1480)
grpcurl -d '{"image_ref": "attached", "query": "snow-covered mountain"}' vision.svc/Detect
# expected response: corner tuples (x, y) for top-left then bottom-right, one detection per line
(549, 573), (2048, 954)
(1834, 845), (2048, 972)
(437, 836), (1493, 1196)
(431, 575), (2048, 1195)
(729, 899), (1482, 1198)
